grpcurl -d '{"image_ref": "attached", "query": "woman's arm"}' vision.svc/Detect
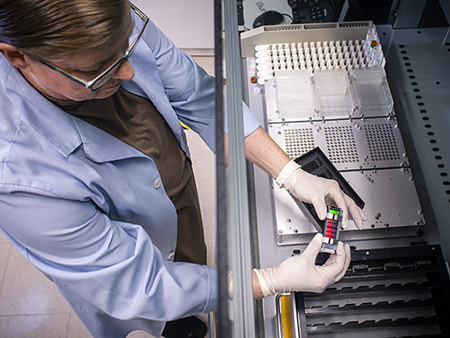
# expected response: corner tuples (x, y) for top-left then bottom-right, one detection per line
(244, 126), (291, 179)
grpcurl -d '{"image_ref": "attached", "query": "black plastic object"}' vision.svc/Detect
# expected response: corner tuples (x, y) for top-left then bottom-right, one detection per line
(252, 10), (284, 28)
(287, 0), (336, 24)
(294, 147), (365, 230)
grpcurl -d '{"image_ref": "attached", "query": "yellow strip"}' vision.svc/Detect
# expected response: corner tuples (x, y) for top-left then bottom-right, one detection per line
(280, 295), (293, 338)
(179, 121), (191, 130)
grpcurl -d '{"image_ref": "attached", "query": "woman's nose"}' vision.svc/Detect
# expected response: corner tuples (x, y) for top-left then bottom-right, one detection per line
(113, 59), (135, 81)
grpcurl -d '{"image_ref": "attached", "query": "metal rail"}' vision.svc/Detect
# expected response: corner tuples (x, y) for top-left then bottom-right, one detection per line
(223, 0), (257, 337)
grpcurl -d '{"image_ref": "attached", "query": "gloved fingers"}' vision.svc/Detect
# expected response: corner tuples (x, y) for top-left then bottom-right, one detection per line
(310, 178), (347, 221)
(311, 195), (328, 221)
(302, 233), (323, 262)
(344, 194), (368, 230)
(323, 186), (349, 228)
(332, 242), (351, 282)
(322, 248), (339, 267)
(319, 241), (350, 283)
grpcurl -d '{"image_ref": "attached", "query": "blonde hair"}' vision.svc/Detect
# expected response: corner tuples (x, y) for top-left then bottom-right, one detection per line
(0, 0), (129, 61)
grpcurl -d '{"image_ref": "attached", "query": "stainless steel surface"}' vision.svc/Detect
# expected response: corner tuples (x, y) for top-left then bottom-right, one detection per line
(273, 168), (423, 245)
(379, 24), (450, 259)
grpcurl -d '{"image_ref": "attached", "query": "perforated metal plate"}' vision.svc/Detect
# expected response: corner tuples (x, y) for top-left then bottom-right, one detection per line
(268, 118), (407, 171)
(364, 123), (401, 162)
(283, 127), (316, 159)
(324, 124), (360, 164)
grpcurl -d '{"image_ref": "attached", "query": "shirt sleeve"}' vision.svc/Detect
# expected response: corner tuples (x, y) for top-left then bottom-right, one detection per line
(140, 18), (260, 147)
(0, 190), (218, 321)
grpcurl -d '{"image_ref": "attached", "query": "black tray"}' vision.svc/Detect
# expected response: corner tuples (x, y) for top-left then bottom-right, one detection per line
(294, 147), (365, 231)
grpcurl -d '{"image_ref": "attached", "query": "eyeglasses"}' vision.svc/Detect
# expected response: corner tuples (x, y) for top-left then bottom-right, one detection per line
(39, 3), (148, 91)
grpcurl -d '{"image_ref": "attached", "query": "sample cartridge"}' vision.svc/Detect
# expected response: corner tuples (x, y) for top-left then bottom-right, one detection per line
(320, 206), (342, 254)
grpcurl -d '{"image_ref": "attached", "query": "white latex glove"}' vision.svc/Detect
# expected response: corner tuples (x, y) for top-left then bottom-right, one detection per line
(254, 233), (351, 297)
(276, 160), (367, 229)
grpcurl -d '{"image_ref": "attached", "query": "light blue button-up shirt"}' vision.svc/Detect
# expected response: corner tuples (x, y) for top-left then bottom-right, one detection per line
(0, 13), (260, 338)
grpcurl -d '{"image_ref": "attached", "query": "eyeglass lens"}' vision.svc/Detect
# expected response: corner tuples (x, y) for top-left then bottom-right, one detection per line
(91, 61), (123, 90)
(90, 7), (147, 90)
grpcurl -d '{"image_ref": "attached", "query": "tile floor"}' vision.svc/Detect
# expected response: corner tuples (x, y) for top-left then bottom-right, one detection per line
(0, 56), (217, 338)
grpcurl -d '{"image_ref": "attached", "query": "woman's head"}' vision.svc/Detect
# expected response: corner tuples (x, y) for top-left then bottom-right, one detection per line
(0, 0), (129, 62)
(0, 0), (137, 101)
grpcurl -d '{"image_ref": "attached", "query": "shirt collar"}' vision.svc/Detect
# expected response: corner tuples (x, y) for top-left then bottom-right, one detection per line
(1, 58), (83, 157)
(2, 57), (142, 162)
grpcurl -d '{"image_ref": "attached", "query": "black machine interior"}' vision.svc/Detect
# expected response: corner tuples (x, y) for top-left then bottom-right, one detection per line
(295, 245), (450, 337)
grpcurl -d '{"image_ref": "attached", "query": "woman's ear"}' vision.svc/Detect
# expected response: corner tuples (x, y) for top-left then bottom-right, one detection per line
(0, 43), (31, 69)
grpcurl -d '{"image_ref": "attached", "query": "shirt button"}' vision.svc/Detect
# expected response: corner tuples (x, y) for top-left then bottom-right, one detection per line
(168, 251), (175, 260)
(154, 178), (162, 189)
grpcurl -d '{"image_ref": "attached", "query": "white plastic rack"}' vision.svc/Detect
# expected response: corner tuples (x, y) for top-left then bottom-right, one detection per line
(254, 27), (384, 84)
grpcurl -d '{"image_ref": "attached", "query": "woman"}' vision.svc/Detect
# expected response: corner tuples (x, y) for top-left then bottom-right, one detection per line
(0, 0), (366, 337)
